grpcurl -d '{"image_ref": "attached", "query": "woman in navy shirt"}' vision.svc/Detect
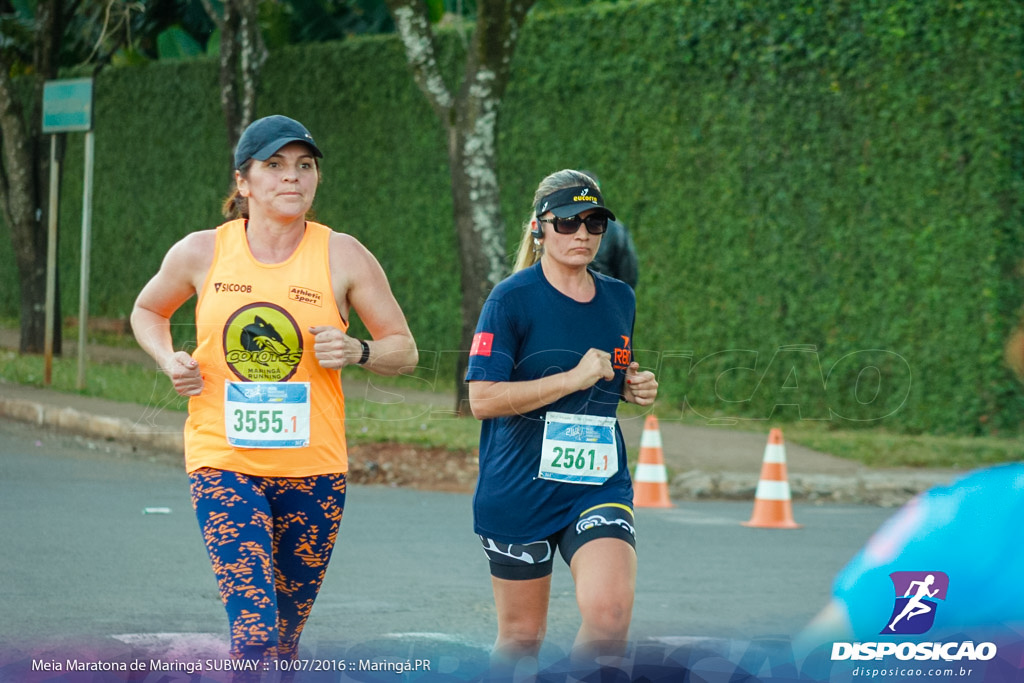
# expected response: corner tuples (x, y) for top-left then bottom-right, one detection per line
(466, 169), (659, 670)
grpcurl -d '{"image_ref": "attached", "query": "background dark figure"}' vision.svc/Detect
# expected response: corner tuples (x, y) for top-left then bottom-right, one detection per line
(590, 218), (638, 290)
(580, 171), (638, 290)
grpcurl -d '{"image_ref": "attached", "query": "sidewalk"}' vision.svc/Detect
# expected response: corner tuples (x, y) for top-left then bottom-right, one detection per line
(0, 329), (962, 506)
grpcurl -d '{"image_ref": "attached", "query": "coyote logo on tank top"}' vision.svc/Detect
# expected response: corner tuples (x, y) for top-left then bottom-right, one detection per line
(223, 302), (304, 382)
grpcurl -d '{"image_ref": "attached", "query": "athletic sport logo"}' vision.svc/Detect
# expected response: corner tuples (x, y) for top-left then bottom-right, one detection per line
(288, 285), (322, 307)
(882, 571), (949, 635)
(470, 332), (494, 357)
(223, 303), (303, 382)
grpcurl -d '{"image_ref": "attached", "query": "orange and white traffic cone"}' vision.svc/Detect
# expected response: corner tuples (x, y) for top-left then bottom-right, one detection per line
(742, 428), (801, 529)
(633, 415), (673, 508)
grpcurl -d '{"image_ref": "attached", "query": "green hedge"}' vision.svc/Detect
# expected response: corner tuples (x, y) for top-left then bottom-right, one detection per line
(2, 0), (1022, 435)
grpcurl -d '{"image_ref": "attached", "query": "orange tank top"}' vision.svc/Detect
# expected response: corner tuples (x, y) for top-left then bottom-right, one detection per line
(184, 219), (348, 476)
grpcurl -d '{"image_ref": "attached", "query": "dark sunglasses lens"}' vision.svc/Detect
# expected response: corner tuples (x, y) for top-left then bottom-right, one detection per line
(585, 216), (608, 234)
(554, 217), (583, 234)
(553, 215), (607, 234)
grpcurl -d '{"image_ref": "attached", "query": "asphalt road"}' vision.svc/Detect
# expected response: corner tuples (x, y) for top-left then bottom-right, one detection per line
(0, 416), (897, 678)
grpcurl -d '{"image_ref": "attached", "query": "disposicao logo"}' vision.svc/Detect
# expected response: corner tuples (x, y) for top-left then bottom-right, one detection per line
(883, 571), (948, 635)
(830, 570), (998, 663)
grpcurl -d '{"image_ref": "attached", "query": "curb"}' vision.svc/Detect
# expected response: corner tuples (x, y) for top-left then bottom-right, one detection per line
(0, 393), (960, 507)
(0, 396), (184, 454)
(671, 469), (959, 508)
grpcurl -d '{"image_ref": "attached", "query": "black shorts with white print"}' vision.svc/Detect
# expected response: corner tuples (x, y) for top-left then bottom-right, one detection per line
(479, 503), (636, 580)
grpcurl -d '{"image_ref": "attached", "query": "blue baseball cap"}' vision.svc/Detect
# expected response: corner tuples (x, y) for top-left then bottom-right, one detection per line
(234, 115), (323, 169)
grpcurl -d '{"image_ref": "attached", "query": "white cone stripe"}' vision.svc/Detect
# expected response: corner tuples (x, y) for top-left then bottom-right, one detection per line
(641, 429), (662, 449)
(754, 479), (792, 501)
(634, 463), (668, 483)
(762, 443), (787, 464)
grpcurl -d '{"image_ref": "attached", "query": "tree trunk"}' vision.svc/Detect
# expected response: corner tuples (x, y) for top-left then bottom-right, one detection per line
(17, 253), (50, 353)
(449, 133), (507, 413)
(0, 0), (62, 354)
(447, 77), (511, 414)
(385, 0), (535, 415)
(0, 69), (43, 354)
(203, 0), (267, 179)
(217, 0), (242, 173)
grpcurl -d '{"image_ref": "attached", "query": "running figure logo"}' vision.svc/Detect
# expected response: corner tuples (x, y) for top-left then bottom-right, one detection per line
(882, 571), (949, 635)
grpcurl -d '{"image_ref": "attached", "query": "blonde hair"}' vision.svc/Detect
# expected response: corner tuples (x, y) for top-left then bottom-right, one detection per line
(512, 169), (598, 272)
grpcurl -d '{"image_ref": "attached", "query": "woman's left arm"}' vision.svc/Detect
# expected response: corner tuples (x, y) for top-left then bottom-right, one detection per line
(622, 361), (658, 406)
(317, 233), (418, 376)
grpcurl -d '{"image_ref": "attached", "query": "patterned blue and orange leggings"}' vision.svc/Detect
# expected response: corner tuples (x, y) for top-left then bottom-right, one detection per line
(188, 468), (346, 662)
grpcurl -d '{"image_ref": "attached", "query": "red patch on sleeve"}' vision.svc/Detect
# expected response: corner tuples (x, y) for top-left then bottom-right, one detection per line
(470, 332), (494, 357)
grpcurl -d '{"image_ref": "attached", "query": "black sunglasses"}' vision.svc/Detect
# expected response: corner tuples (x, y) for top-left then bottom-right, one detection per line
(538, 214), (609, 235)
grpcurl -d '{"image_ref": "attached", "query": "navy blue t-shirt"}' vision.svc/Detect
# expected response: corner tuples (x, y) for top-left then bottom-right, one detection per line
(465, 262), (637, 543)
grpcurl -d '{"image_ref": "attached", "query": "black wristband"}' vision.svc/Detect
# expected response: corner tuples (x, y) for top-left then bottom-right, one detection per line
(357, 339), (370, 365)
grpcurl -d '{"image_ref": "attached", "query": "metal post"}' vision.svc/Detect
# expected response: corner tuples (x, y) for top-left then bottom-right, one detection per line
(44, 135), (60, 386)
(76, 130), (95, 390)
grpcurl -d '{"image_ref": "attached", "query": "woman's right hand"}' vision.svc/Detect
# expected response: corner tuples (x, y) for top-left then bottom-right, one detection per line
(163, 351), (204, 396)
(468, 348), (615, 421)
(572, 348), (615, 391)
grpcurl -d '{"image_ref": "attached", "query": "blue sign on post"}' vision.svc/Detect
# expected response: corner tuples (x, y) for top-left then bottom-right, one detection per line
(41, 77), (96, 389)
(42, 78), (93, 133)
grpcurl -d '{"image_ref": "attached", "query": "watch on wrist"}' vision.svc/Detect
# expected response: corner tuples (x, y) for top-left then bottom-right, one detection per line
(358, 339), (370, 365)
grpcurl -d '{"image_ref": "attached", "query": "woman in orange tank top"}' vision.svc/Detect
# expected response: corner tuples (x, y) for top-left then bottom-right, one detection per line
(131, 115), (417, 666)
